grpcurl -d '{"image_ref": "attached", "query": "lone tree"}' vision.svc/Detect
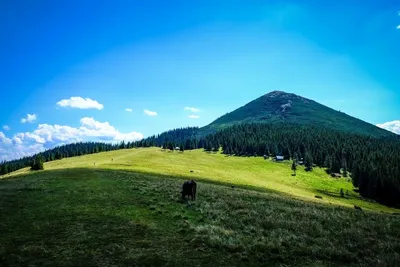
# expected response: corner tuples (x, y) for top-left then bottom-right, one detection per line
(304, 151), (313, 172)
(31, 155), (44, 171)
(340, 188), (344, 197)
(180, 145), (184, 153)
(291, 159), (297, 175)
(341, 152), (348, 177)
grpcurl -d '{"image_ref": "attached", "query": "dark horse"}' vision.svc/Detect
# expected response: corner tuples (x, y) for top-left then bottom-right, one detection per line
(181, 180), (197, 201)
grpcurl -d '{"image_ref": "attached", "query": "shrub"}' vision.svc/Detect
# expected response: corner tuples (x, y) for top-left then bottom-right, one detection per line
(31, 155), (44, 171)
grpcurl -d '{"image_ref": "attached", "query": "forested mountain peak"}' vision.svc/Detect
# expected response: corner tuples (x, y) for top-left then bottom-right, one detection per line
(203, 91), (393, 138)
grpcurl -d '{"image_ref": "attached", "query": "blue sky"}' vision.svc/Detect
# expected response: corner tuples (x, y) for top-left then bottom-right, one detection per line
(1, 0), (400, 160)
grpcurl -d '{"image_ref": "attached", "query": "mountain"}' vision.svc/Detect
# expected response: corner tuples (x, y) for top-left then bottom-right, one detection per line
(202, 91), (393, 138)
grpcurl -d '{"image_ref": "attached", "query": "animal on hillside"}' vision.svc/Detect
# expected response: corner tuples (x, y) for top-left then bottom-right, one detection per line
(181, 180), (197, 201)
(354, 205), (362, 211)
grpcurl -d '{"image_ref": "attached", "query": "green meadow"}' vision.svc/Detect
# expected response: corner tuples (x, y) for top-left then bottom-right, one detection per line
(1, 148), (399, 266)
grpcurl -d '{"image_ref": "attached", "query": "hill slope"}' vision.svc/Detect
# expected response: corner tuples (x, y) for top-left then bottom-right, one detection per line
(202, 91), (393, 137)
(1, 148), (399, 266)
(4, 147), (398, 212)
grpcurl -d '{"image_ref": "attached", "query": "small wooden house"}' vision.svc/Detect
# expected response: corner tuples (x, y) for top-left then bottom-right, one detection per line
(275, 155), (284, 161)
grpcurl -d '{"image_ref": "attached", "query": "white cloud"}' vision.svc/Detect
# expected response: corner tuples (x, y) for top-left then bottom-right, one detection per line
(188, 115), (200, 119)
(20, 114), (37, 124)
(397, 25), (400, 30)
(376, 120), (400, 135)
(125, 108), (133, 112)
(56, 97), (104, 110)
(12, 135), (23, 145)
(0, 132), (12, 145)
(0, 117), (143, 161)
(144, 109), (157, 116)
(3, 125), (10, 131)
(184, 107), (200, 113)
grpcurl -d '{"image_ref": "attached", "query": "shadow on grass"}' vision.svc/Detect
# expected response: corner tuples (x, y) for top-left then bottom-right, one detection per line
(2, 168), (400, 267)
(315, 189), (379, 204)
(3, 167), (397, 214)
(0, 169), (234, 267)
(1, 167), (283, 199)
(0, 202), (213, 266)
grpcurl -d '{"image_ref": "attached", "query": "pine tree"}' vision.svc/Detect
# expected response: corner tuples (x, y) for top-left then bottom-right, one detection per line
(184, 139), (191, 150)
(0, 163), (8, 175)
(213, 142), (219, 152)
(293, 152), (298, 162)
(168, 142), (174, 151)
(305, 151), (313, 172)
(225, 145), (231, 155)
(324, 155), (332, 174)
(204, 140), (211, 151)
(291, 160), (297, 175)
(119, 141), (126, 149)
(31, 155), (44, 171)
(342, 152), (348, 177)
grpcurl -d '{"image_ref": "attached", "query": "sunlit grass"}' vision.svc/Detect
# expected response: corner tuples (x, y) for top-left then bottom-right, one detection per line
(7, 147), (396, 213)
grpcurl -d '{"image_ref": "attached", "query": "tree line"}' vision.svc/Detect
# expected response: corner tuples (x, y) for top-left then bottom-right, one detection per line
(142, 123), (400, 207)
(0, 127), (201, 176)
(0, 142), (120, 174)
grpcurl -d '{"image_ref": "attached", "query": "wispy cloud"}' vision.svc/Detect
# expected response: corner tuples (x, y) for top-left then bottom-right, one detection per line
(125, 108), (133, 112)
(2, 125), (10, 131)
(20, 114), (37, 124)
(0, 117), (143, 161)
(188, 115), (200, 119)
(56, 97), (104, 110)
(144, 109), (157, 116)
(376, 120), (400, 135)
(184, 107), (200, 113)
(397, 25), (400, 30)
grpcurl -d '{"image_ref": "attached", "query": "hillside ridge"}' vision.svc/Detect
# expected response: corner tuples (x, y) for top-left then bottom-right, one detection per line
(202, 90), (393, 137)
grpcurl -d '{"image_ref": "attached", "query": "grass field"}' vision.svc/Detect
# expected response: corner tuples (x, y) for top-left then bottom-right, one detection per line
(1, 148), (400, 266)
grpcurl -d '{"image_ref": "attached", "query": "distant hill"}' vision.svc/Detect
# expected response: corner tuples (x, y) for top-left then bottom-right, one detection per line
(201, 91), (393, 138)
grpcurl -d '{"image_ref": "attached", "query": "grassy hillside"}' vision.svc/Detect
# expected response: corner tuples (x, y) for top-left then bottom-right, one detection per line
(4, 147), (399, 212)
(202, 91), (393, 137)
(1, 148), (400, 266)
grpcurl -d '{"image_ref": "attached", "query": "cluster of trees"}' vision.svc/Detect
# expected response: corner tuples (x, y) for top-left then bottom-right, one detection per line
(0, 142), (120, 175)
(31, 155), (44, 171)
(213, 123), (400, 206)
(143, 127), (200, 147)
